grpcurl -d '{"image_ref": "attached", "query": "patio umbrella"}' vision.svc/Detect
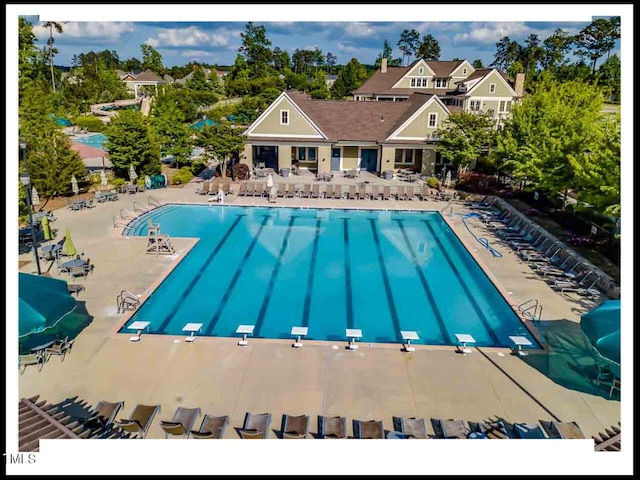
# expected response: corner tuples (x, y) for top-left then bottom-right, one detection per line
(41, 215), (52, 241)
(444, 170), (452, 188)
(30, 186), (40, 206)
(100, 169), (108, 187)
(62, 227), (77, 257)
(129, 164), (138, 183)
(266, 173), (274, 189)
(71, 175), (79, 197)
(580, 300), (620, 365)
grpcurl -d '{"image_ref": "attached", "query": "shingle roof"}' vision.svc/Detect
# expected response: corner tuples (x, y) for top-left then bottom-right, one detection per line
(134, 69), (164, 82)
(281, 91), (443, 142)
(462, 68), (514, 87)
(352, 67), (408, 94)
(425, 60), (465, 77)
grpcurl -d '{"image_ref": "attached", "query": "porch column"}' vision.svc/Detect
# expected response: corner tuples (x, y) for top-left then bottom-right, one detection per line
(381, 146), (396, 171)
(421, 148), (436, 176)
(241, 144), (253, 166)
(317, 146), (331, 173)
(278, 145), (292, 172)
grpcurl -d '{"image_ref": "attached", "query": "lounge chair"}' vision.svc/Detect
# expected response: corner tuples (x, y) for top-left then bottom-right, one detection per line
(392, 416), (429, 439)
(396, 185), (407, 201)
(159, 406), (202, 438)
(419, 185), (430, 201)
(277, 183), (286, 197)
(245, 182), (256, 196)
(348, 185), (357, 200)
(353, 419), (384, 439)
(69, 265), (88, 280)
(333, 185), (343, 199)
(79, 400), (124, 433)
(238, 412), (272, 439)
(281, 414), (310, 439)
(45, 336), (74, 361)
(513, 422), (547, 438)
(311, 183), (320, 198)
(18, 352), (46, 374)
(317, 415), (347, 439)
(370, 185), (381, 200)
(325, 184), (334, 199)
(432, 418), (470, 439)
(254, 183), (266, 197)
(301, 184), (312, 198)
(468, 420), (510, 439)
(196, 181), (211, 195)
(358, 184), (367, 200)
(405, 186), (416, 201)
(114, 404), (161, 439)
(382, 185), (391, 200)
(190, 414), (229, 439)
(540, 420), (586, 439)
(237, 182), (247, 196)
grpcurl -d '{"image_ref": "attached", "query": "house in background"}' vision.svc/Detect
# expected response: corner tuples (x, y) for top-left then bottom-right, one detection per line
(325, 74), (338, 89)
(242, 90), (452, 176)
(116, 69), (166, 97)
(352, 58), (524, 129)
(175, 67), (227, 85)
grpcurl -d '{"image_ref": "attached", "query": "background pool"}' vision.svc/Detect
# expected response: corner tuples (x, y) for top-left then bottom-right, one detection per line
(73, 133), (107, 150)
(121, 205), (538, 348)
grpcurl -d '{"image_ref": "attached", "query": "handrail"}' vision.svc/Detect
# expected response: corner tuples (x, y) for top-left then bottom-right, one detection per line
(517, 298), (542, 322)
(132, 201), (148, 214)
(148, 196), (162, 208)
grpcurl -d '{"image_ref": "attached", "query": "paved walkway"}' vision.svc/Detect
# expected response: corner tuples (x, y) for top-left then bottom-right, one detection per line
(17, 180), (620, 441)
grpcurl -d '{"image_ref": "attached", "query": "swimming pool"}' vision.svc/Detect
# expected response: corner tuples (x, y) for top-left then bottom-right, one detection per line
(120, 205), (538, 348)
(74, 133), (107, 150)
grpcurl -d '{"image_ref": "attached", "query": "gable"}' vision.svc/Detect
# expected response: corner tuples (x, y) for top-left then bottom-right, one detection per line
(387, 97), (450, 141)
(450, 60), (475, 79)
(392, 60), (435, 88)
(244, 93), (326, 139)
(466, 70), (516, 97)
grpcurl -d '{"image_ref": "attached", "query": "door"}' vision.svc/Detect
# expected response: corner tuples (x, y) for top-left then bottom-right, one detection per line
(331, 148), (341, 171)
(361, 149), (378, 172)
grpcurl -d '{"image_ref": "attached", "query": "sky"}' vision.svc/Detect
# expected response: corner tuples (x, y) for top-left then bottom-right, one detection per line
(19, 8), (621, 70)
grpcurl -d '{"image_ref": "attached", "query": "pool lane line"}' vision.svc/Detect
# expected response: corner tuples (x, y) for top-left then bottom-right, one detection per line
(203, 214), (272, 336)
(155, 214), (245, 333)
(369, 219), (403, 343)
(254, 216), (297, 336)
(422, 219), (500, 345)
(394, 219), (451, 343)
(343, 218), (354, 329)
(301, 219), (323, 328)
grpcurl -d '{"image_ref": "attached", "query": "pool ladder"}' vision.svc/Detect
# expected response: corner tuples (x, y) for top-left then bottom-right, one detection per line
(148, 196), (163, 208)
(517, 299), (542, 322)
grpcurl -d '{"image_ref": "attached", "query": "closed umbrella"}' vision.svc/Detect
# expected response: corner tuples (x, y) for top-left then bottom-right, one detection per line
(444, 170), (452, 188)
(41, 215), (52, 241)
(62, 227), (77, 257)
(129, 164), (138, 183)
(580, 300), (621, 365)
(71, 175), (79, 197)
(266, 173), (274, 189)
(100, 169), (107, 187)
(31, 186), (40, 206)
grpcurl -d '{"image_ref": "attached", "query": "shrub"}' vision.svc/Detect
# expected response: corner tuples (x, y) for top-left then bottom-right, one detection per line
(73, 115), (106, 133)
(171, 167), (194, 185)
(187, 160), (208, 176)
(455, 172), (506, 194)
(111, 177), (126, 187)
(233, 163), (250, 180)
(426, 176), (441, 189)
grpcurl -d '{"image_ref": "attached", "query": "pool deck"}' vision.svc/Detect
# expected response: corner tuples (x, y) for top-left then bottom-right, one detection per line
(16, 178), (620, 443)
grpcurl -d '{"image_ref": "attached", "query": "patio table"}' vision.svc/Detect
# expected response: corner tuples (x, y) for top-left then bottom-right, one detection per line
(62, 258), (87, 269)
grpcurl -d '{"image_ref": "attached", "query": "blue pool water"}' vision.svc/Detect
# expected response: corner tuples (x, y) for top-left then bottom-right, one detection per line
(120, 205), (538, 348)
(74, 133), (107, 150)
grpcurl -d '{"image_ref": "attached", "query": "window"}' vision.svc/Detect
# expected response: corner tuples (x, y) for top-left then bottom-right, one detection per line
(435, 78), (447, 88)
(462, 68), (468, 75)
(499, 100), (506, 112)
(487, 109), (495, 117)
(470, 100), (481, 111)
(280, 110), (289, 125)
(293, 147), (318, 163)
(428, 113), (437, 127)
(410, 78), (417, 87)
(421, 78), (428, 87)
(395, 149), (422, 165)
(506, 101), (512, 112)
(308, 148), (316, 162)
(489, 83), (496, 93)
(419, 67), (424, 74)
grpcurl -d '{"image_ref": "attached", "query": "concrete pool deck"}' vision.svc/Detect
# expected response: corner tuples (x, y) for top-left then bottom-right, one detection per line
(16, 179), (620, 443)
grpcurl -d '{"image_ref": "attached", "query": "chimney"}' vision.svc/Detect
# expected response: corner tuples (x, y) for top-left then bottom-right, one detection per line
(514, 72), (525, 98)
(381, 57), (388, 74)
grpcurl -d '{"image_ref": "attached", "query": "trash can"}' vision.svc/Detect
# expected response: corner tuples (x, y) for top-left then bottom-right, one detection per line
(383, 170), (394, 180)
(280, 167), (290, 178)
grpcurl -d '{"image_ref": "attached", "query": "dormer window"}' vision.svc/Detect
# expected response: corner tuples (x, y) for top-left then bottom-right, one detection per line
(489, 83), (496, 93)
(434, 78), (447, 88)
(280, 110), (289, 125)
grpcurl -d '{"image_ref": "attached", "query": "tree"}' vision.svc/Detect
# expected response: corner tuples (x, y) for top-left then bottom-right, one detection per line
(522, 34), (544, 78)
(309, 70), (330, 99)
(18, 18), (41, 85)
(325, 52), (337, 74)
(151, 99), (192, 170)
(495, 78), (606, 208)
(374, 39), (402, 68)
(330, 57), (367, 99)
(44, 21), (64, 93)
(491, 36), (521, 71)
(140, 43), (164, 75)
(397, 29), (420, 66)
(239, 22), (273, 78)
(434, 111), (496, 169)
(104, 110), (161, 179)
(541, 28), (574, 71)
(196, 123), (245, 178)
(596, 53), (620, 103)
(121, 57), (142, 72)
(416, 34), (441, 61)
(573, 17), (620, 77)
(272, 47), (291, 71)
(471, 59), (484, 69)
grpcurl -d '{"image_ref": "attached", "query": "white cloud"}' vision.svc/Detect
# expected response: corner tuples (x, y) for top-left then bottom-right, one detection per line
(33, 21), (134, 41)
(453, 22), (529, 44)
(336, 42), (368, 54)
(344, 22), (379, 38)
(145, 26), (237, 48)
(181, 49), (213, 58)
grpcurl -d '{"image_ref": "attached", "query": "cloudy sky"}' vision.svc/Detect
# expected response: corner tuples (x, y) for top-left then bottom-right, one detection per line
(17, 5), (622, 69)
